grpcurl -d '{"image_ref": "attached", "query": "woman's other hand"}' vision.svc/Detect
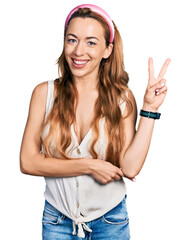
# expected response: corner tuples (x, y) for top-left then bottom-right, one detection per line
(142, 57), (171, 112)
(89, 159), (125, 184)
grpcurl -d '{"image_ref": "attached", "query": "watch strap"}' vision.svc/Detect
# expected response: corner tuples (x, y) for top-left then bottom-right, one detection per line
(140, 109), (161, 119)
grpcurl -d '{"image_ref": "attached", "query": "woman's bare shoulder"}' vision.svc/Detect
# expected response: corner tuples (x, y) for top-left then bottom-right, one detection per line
(32, 81), (48, 99)
(26, 81), (49, 124)
(127, 88), (136, 105)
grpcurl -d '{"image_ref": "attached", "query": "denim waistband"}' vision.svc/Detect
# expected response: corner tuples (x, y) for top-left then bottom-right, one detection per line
(44, 194), (127, 238)
(44, 200), (62, 215)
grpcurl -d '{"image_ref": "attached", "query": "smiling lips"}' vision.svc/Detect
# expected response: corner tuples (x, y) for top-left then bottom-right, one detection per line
(72, 58), (89, 68)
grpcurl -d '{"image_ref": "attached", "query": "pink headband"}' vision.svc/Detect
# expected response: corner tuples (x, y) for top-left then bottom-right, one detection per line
(64, 4), (114, 43)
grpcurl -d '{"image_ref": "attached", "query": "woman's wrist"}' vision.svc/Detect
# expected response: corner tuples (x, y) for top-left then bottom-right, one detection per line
(140, 104), (161, 120)
(142, 103), (158, 112)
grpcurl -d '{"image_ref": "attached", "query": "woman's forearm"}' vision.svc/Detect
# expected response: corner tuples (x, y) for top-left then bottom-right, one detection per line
(120, 57), (171, 179)
(120, 114), (156, 178)
(20, 153), (92, 177)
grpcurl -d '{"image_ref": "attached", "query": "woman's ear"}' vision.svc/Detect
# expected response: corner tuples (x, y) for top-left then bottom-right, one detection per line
(103, 43), (113, 59)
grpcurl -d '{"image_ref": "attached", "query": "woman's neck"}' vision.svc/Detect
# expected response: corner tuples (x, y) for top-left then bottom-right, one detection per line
(74, 73), (99, 92)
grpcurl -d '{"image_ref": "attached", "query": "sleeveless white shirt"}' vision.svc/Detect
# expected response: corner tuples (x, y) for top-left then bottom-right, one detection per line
(41, 80), (128, 238)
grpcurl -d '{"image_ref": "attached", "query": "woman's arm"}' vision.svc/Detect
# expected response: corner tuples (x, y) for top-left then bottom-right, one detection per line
(120, 111), (155, 179)
(120, 57), (171, 178)
(20, 82), (94, 177)
(20, 82), (124, 183)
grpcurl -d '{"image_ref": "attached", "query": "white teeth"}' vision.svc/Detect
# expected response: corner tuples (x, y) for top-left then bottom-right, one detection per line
(73, 60), (88, 65)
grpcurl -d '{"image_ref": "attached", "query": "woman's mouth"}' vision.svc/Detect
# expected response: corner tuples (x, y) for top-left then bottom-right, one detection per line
(71, 58), (89, 68)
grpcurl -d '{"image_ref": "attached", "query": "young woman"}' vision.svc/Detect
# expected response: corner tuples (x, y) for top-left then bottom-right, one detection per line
(20, 4), (170, 240)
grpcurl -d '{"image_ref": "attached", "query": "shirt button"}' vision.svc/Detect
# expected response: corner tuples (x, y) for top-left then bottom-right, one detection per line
(76, 182), (79, 187)
(77, 148), (81, 154)
(76, 202), (79, 208)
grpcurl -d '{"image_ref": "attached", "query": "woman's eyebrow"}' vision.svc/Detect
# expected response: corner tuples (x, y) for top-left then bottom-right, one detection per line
(86, 36), (99, 41)
(67, 33), (78, 38)
(67, 33), (99, 41)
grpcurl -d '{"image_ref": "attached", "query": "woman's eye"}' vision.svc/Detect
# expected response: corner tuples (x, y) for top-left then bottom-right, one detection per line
(88, 41), (96, 46)
(67, 39), (77, 43)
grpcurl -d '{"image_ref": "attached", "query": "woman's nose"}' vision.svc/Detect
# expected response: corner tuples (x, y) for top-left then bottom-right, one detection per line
(74, 42), (85, 56)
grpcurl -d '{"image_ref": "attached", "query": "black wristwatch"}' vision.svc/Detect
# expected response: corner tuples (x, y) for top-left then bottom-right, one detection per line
(140, 109), (161, 119)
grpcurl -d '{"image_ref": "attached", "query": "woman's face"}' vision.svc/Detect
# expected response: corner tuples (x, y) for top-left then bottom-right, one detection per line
(64, 17), (113, 80)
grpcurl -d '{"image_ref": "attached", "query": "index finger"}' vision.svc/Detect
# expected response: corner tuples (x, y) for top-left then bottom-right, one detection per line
(148, 57), (155, 80)
(157, 58), (171, 80)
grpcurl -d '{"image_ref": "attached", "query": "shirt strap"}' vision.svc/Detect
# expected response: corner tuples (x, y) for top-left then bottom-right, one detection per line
(45, 80), (54, 119)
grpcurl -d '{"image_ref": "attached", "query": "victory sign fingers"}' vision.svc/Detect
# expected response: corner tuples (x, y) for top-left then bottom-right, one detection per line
(143, 57), (171, 111)
(148, 57), (171, 87)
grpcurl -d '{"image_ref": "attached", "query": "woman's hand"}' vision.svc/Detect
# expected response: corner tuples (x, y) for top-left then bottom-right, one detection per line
(89, 159), (125, 184)
(142, 57), (171, 112)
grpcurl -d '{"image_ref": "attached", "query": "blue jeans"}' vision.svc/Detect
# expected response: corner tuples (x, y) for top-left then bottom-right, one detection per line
(42, 194), (130, 240)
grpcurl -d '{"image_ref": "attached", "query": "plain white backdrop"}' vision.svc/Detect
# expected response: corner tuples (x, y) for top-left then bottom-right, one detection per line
(0, 0), (189, 239)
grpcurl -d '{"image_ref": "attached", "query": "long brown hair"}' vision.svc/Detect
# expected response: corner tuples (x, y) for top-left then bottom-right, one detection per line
(40, 8), (133, 167)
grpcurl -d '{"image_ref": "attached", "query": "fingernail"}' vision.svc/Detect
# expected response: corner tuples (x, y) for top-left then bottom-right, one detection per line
(161, 82), (165, 86)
